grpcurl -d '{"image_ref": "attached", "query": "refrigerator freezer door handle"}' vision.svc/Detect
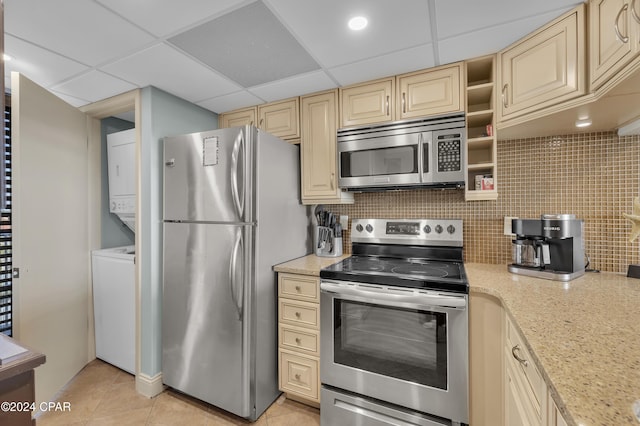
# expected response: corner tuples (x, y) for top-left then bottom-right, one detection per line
(228, 228), (244, 321)
(231, 130), (245, 219)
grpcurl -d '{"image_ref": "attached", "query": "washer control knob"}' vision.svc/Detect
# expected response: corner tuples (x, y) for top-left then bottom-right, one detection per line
(365, 224), (373, 233)
(447, 225), (456, 234)
(355, 224), (363, 232)
(423, 225), (432, 234)
(435, 225), (443, 234)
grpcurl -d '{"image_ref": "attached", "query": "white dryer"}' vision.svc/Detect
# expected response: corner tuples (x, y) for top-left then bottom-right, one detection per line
(91, 245), (135, 373)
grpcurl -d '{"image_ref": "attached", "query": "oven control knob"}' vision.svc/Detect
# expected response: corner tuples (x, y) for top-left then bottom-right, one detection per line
(435, 225), (443, 234)
(447, 225), (456, 234)
(423, 225), (432, 234)
(365, 224), (373, 233)
(355, 224), (363, 233)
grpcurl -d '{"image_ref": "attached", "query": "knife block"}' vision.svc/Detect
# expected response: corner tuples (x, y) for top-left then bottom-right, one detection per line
(314, 226), (343, 257)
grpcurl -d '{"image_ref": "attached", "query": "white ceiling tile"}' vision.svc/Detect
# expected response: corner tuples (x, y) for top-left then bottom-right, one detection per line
(4, 35), (89, 89)
(52, 71), (137, 103)
(435, 0), (581, 39)
(437, 9), (577, 64)
(197, 91), (265, 114)
(265, 0), (431, 68)
(248, 71), (336, 102)
(49, 90), (92, 108)
(102, 43), (241, 103)
(96, 0), (251, 37)
(329, 44), (436, 86)
(5, 0), (155, 66)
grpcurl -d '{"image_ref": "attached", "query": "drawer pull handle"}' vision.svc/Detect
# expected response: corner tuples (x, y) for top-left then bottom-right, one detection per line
(512, 344), (529, 367)
(615, 4), (630, 43)
(295, 285), (301, 292)
(295, 337), (302, 344)
(295, 311), (301, 318)
(294, 373), (301, 380)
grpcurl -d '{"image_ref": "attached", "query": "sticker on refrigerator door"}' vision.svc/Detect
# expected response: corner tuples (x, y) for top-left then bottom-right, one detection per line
(203, 137), (219, 166)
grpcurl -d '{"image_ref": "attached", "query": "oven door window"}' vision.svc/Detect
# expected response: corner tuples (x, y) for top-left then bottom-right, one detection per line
(340, 145), (418, 178)
(333, 299), (447, 390)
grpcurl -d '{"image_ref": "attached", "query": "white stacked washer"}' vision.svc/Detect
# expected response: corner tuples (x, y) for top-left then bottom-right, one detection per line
(91, 245), (135, 373)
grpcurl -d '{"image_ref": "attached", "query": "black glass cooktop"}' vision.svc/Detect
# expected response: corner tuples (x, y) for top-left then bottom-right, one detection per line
(320, 255), (468, 294)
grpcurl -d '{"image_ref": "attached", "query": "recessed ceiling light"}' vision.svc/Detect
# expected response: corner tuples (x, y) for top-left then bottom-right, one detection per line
(348, 16), (368, 31)
(575, 119), (592, 128)
(3, 54), (12, 62)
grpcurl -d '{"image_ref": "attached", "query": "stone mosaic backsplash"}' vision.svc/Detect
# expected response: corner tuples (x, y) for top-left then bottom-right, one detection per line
(326, 131), (640, 273)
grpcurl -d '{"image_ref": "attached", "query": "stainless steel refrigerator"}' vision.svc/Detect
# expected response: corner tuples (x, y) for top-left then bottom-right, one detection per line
(162, 126), (310, 420)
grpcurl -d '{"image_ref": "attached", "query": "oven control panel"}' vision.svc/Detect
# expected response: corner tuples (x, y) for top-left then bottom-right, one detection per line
(351, 218), (463, 247)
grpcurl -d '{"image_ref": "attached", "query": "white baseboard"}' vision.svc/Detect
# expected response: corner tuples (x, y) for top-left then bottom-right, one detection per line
(135, 372), (164, 398)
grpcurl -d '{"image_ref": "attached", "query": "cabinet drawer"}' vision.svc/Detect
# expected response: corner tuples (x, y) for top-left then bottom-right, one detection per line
(279, 350), (319, 401)
(279, 299), (319, 329)
(279, 324), (320, 356)
(278, 273), (320, 303)
(505, 316), (546, 422)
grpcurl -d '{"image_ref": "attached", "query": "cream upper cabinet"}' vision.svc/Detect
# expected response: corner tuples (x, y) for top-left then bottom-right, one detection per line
(589, 0), (640, 90)
(258, 97), (300, 141)
(340, 78), (394, 127)
(300, 90), (353, 204)
(498, 4), (586, 122)
(219, 106), (256, 128)
(396, 63), (464, 120)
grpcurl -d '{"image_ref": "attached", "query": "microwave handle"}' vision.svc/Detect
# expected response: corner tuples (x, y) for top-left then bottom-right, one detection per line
(420, 132), (431, 183)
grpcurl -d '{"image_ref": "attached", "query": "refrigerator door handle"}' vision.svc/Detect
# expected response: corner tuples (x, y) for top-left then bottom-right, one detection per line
(228, 228), (244, 321)
(230, 130), (245, 219)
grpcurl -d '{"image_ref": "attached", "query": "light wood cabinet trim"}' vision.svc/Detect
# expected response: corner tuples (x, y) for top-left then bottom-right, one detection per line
(497, 4), (586, 122)
(339, 77), (395, 127)
(396, 63), (464, 120)
(258, 97), (300, 139)
(219, 106), (257, 128)
(278, 273), (320, 303)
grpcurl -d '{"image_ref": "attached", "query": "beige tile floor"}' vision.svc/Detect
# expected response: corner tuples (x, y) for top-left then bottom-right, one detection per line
(37, 360), (320, 426)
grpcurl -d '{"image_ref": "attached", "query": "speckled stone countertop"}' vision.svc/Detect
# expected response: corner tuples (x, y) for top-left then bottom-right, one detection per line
(466, 263), (640, 426)
(273, 255), (640, 425)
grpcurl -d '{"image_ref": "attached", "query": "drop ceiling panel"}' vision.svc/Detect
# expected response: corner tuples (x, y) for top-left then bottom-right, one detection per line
(329, 44), (436, 87)
(102, 43), (241, 103)
(4, 35), (89, 90)
(437, 9), (577, 64)
(435, 0), (582, 39)
(248, 70), (336, 102)
(265, 0), (431, 68)
(168, 1), (319, 88)
(52, 71), (137, 103)
(197, 91), (265, 114)
(49, 90), (93, 108)
(95, 0), (251, 37)
(5, 0), (155, 67)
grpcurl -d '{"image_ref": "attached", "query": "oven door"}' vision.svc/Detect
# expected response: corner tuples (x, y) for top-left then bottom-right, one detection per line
(320, 280), (468, 424)
(338, 132), (425, 189)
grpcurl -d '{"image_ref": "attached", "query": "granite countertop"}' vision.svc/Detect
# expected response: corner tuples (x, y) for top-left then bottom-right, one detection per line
(466, 263), (640, 426)
(274, 255), (640, 425)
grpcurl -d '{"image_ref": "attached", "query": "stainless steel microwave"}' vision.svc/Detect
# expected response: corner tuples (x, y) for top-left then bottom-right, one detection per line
(337, 114), (466, 191)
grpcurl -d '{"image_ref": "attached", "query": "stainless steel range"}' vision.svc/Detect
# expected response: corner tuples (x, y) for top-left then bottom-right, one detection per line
(320, 218), (468, 426)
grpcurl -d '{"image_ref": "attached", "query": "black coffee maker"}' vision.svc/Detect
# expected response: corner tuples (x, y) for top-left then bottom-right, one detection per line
(509, 214), (585, 281)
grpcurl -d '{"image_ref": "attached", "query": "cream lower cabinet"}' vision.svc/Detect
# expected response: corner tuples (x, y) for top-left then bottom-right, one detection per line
(589, 0), (640, 90)
(498, 4), (586, 122)
(300, 90), (353, 205)
(277, 272), (321, 406)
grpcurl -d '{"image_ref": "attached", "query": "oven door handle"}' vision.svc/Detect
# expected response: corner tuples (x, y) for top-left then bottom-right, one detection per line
(320, 281), (466, 309)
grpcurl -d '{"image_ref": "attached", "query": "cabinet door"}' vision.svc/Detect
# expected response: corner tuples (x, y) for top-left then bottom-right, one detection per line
(258, 97), (300, 140)
(340, 78), (394, 127)
(505, 361), (534, 426)
(590, 0), (640, 89)
(300, 90), (340, 202)
(397, 64), (463, 120)
(498, 5), (585, 121)
(219, 107), (257, 128)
